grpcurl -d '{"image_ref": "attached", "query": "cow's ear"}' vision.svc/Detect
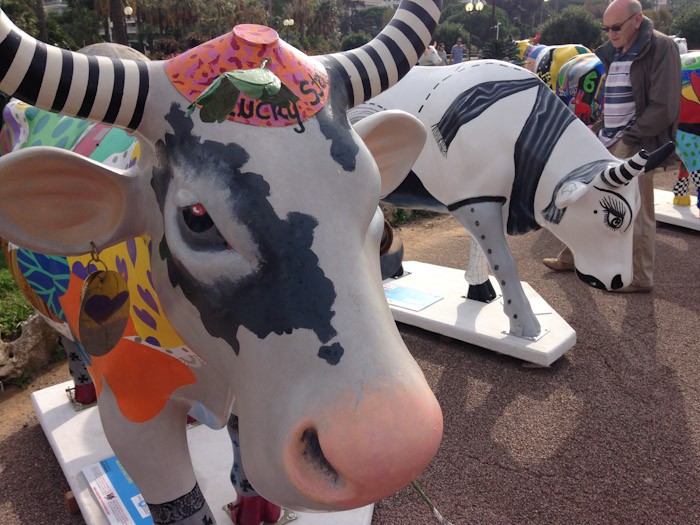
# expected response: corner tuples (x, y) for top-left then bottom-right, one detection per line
(0, 147), (145, 255)
(353, 110), (427, 198)
(554, 180), (590, 209)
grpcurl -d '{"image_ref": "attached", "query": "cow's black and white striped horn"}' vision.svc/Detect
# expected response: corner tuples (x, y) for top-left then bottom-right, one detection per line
(319, 0), (442, 108)
(600, 150), (649, 188)
(0, 10), (148, 130)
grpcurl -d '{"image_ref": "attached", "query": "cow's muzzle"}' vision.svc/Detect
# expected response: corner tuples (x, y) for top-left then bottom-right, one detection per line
(575, 269), (623, 290)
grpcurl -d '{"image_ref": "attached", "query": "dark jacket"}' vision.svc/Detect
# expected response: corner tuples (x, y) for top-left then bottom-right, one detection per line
(595, 16), (681, 152)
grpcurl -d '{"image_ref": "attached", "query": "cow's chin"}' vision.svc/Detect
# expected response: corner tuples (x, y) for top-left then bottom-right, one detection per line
(575, 269), (625, 291)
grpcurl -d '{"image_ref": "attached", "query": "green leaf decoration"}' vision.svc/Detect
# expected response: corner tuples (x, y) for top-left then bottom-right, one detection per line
(16, 249), (70, 321)
(186, 59), (300, 123)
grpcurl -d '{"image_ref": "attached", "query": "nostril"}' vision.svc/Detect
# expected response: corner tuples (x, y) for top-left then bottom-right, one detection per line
(300, 428), (340, 484)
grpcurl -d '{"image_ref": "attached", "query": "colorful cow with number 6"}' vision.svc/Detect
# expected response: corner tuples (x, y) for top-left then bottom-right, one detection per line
(349, 60), (673, 339)
(0, 1), (445, 523)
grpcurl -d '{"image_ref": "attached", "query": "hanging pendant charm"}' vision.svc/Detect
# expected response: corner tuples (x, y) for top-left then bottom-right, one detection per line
(78, 243), (130, 357)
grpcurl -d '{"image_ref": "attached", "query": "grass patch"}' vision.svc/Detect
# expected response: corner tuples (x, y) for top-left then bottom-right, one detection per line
(0, 250), (33, 341)
(384, 207), (438, 226)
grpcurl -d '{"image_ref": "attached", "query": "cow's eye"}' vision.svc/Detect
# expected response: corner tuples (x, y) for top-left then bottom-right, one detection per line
(599, 196), (625, 231)
(183, 203), (214, 233)
(179, 203), (230, 251)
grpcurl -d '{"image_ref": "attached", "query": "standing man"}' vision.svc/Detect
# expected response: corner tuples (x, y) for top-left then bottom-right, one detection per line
(437, 42), (448, 65)
(543, 0), (681, 293)
(451, 37), (465, 64)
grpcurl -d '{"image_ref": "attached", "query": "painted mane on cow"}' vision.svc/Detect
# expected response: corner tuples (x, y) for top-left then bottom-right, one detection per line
(0, 1), (444, 523)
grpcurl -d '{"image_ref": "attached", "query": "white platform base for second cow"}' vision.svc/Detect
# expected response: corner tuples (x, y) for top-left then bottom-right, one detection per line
(654, 189), (700, 231)
(384, 261), (576, 366)
(31, 381), (373, 525)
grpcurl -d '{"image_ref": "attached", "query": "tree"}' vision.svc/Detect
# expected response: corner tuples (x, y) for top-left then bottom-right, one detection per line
(34, 0), (48, 42)
(63, 1), (102, 48)
(645, 6), (673, 35)
(197, 0), (236, 37)
(350, 6), (389, 38)
(433, 22), (466, 52)
(289, 0), (313, 42)
(232, 0), (268, 26)
(439, 1), (517, 48)
(340, 30), (371, 51)
(481, 38), (522, 63)
(2, 0), (40, 36)
(308, 0), (340, 52)
(671, 6), (700, 49)
(540, 6), (603, 48)
(583, 0), (607, 19)
(338, 0), (364, 34)
(670, 0), (699, 16)
(110, 0), (128, 45)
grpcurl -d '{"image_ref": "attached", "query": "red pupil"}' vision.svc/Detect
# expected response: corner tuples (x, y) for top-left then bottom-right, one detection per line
(190, 204), (206, 216)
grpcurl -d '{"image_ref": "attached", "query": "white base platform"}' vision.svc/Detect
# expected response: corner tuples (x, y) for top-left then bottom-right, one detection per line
(654, 189), (700, 231)
(385, 261), (576, 366)
(31, 381), (373, 525)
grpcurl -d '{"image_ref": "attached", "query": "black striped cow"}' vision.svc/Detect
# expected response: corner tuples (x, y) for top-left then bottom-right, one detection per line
(0, 2), (444, 523)
(350, 60), (672, 339)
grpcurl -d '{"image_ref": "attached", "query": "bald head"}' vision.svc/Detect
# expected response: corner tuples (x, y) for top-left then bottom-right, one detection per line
(603, 0), (643, 53)
(606, 0), (642, 17)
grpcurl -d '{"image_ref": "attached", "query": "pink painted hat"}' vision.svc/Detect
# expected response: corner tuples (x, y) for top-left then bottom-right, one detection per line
(165, 24), (329, 128)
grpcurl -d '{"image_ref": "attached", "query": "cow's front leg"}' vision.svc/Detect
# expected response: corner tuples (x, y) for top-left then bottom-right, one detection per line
(226, 413), (282, 525)
(98, 385), (216, 524)
(451, 200), (542, 338)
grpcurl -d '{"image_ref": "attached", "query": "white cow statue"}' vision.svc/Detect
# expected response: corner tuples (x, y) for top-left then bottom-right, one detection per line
(0, 1), (445, 524)
(349, 60), (673, 339)
(418, 44), (443, 66)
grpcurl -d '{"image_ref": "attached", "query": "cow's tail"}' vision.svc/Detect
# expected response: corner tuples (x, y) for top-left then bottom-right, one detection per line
(318, 0), (442, 108)
(600, 142), (675, 187)
(0, 10), (149, 131)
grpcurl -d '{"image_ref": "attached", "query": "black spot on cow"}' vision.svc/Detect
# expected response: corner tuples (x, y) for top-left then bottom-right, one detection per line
(318, 342), (344, 366)
(152, 106), (341, 362)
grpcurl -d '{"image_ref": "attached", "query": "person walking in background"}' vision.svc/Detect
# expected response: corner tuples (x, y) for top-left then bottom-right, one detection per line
(437, 42), (448, 65)
(543, 0), (681, 293)
(451, 37), (465, 64)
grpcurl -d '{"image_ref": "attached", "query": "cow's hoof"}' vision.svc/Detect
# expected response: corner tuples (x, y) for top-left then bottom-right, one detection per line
(229, 495), (282, 525)
(466, 281), (497, 303)
(73, 383), (97, 405)
(673, 194), (691, 206)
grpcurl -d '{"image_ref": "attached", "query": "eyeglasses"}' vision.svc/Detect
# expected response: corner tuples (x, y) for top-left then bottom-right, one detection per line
(601, 13), (637, 33)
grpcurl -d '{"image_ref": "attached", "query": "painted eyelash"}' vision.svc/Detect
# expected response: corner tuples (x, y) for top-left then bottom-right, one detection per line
(599, 196), (626, 230)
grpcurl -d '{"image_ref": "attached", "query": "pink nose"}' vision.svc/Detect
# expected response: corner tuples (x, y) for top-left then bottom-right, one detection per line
(284, 375), (443, 509)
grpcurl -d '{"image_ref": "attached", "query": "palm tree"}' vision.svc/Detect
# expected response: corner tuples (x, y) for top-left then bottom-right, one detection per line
(93, 0), (111, 41)
(290, 0), (314, 42)
(34, 0), (47, 42)
(110, 0), (128, 45)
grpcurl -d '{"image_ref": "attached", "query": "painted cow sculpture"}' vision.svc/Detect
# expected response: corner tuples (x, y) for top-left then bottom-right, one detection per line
(0, 1), (445, 523)
(418, 45), (443, 66)
(674, 51), (700, 207)
(349, 60), (672, 339)
(519, 42), (591, 91)
(555, 53), (607, 125)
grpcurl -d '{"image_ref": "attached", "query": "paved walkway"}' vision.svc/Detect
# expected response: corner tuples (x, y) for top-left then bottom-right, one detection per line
(372, 169), (700, 524)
